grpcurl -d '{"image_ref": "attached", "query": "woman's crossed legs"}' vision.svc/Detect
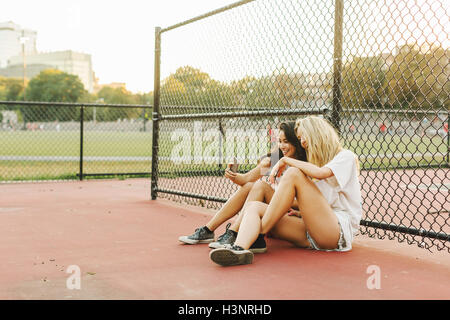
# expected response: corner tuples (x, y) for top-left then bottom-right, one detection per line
(236, 167), (340, 250)
(210, 167), (341, 266)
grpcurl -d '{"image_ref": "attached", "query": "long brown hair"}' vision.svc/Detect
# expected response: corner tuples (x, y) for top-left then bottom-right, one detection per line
(267, 122), (307, 162)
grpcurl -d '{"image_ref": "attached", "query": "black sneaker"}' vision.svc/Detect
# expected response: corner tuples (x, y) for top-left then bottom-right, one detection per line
(209, 244), (254, 266)
(179, 226), (214, 244)
(249, 234), (267, 253)
(208, 223), (237, 249)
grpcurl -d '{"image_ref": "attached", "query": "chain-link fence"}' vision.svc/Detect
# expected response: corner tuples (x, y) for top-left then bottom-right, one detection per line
(0, 101), (152, 181)
(151, 0), (449, 252)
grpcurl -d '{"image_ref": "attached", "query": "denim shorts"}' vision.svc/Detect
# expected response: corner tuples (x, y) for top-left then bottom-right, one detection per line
(305, 212), (353, 252)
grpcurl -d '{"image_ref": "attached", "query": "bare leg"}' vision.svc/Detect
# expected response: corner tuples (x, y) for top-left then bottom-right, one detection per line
(228, 180), (274, 232)
(205, 182), (254, 231)
(270, 215), (311, 248)
(246, 180), (275, 204)
(232, 201), (267, 249)
(235, 167), (340, 250)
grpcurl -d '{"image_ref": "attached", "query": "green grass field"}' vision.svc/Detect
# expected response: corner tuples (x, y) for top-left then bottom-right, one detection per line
(0, 130), (448, 181)
(0, 131), (153, 157)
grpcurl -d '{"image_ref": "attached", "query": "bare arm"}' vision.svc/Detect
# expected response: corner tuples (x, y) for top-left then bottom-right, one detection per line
(225, 157), (271, 186)
(284, 157), (334, 179)
(269, 157), (334, 183)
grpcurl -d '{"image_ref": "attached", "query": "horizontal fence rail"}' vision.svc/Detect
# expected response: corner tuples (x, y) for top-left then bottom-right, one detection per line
(160, 107), (330, 120)
(0, 100), (151, 109)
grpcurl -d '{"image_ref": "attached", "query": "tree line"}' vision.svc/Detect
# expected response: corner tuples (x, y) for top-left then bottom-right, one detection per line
(342, 44), (448, 111)
(1, 42), (447, 123)
(0, 69), (152, 122)
(160, 43), (448, 113)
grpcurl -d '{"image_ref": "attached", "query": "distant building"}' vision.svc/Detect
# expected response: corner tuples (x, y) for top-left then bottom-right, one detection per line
(7, 50), (94, 92)
(0, 63), (53, 80)
(0, 21), (37, 68)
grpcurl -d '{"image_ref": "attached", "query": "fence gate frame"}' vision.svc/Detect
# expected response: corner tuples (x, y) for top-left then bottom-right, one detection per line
(150, 0), (449, 252)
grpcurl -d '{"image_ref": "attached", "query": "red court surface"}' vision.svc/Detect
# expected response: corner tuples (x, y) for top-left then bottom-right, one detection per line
(0, 178), (449, 300)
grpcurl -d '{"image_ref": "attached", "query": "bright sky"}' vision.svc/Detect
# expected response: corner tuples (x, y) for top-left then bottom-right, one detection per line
(1, 0), (237, 93)
(2, 0), (448, 94)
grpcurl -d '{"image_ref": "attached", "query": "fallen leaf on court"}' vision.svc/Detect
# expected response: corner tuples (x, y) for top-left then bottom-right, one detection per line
(87, 272), (96, 275)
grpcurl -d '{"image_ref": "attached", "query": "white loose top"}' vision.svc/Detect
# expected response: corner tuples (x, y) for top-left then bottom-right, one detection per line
(313, 149), (363, 236)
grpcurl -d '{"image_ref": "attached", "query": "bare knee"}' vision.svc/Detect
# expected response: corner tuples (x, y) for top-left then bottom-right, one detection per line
(241, 181), (254, 191)
(284, 167), (305, 181)
(251, 180), (270, 193)
(243, 201), (267, 218)
(253, 179), (267, 189)
(280, 167), (309, 188)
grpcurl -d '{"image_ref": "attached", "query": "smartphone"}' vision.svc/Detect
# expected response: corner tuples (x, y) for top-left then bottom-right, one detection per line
(230, 157), (239, 173)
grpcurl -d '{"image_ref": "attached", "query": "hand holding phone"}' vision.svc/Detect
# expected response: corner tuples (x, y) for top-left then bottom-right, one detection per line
(229, 157), (239, 173)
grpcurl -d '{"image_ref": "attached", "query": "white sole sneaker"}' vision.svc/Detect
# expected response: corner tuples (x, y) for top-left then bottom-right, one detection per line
(209, 242), (267, 253)
(209, 247), (254, 266)
(179, 236), (214, 244)
(249, 247), (267, 254)
(208, 241), (225, 249)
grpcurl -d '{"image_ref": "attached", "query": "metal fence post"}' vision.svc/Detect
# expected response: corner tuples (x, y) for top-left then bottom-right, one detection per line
(151, 27), (162, 200)
(332, 0), (344, 133)
(447, 113), (449, 168)
(80, 105), (84, 181)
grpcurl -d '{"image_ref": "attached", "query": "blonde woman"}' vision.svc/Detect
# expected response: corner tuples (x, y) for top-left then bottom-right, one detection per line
(209, 116), (362, 266)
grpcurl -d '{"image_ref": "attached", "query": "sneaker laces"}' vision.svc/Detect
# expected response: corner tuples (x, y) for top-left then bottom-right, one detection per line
(221, 243), (245, 251)
(216, 223), (233, 242)
(191, 226), (207, 238)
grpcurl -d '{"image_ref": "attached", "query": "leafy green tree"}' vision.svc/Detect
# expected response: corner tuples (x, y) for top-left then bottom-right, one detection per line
(161, 66), (232, 112)
(0, 77), (24, 101)
(249, 74), (289, 109)
(229, 76), (256, 107)
(26, 69), (85, 102)
(384, 44), (421, 109)
(383, 43), (448, 110)
(134, 91), (153, 106)
(171, 66), (210, 92)
(342, 56), (385, 110)
(198, 79), (233, 109)
(6, 80), (24, 101)
(0, 77), (24, 122)
(22, 69), (86, 121)
(0, 77), (7, 101)
(161, 76), (187, 106)
(415, 46), (449, 110)
(0, 77), (24, 106)
(96, 86), (142, 121)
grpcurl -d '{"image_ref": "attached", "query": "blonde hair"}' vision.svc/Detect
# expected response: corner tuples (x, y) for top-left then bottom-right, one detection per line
(295, 116), (343, 167)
